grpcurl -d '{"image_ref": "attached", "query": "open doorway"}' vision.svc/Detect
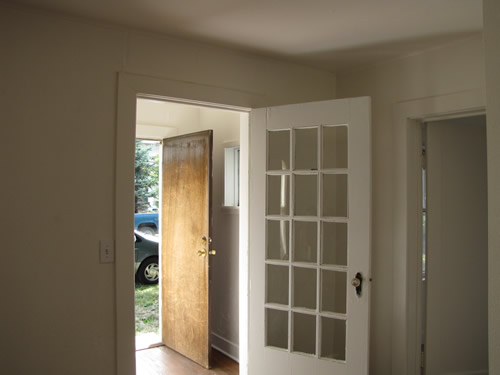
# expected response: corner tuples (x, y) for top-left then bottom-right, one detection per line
(134, 139), (161, 350)
(418, 115), (488, 375)
(134, 97), (245, 374)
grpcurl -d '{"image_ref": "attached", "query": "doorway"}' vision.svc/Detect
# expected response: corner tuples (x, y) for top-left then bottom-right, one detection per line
(419, 115), (488, 375)
(134, 98), (245, 372)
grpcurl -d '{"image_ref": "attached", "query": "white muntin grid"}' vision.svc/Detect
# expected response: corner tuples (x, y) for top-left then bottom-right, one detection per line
(264, 124), (350, 362)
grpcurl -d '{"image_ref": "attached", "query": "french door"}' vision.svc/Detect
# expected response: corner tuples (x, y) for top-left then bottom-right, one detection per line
(248, 98), (371, 375)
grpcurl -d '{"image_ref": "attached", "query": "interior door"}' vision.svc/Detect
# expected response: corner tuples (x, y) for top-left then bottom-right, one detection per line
(425, 116), (488, 374)
(249, 98), (371, 375)
(161, 130), (213, 369)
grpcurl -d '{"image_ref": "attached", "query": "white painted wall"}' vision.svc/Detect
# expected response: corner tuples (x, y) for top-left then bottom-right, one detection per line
(137, 102), (241, 359)
(0, 4), (335, 374)
(336, 35), (486, 375)
(484, 1), (500, 373)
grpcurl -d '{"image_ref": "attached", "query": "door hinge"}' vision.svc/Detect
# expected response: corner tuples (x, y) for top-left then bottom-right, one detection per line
(420, 344), (425, 370)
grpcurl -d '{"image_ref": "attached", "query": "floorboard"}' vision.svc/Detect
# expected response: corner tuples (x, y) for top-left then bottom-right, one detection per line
(136, 346), (239, 375)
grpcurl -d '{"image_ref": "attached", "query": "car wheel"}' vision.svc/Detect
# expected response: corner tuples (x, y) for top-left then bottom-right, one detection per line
(139, 226), (157, 236)
(136, 256), (159, 284)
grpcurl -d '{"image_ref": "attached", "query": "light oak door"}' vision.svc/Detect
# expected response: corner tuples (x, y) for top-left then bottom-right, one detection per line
(161, 130), (213, 369)
(249, 98), (371, 375)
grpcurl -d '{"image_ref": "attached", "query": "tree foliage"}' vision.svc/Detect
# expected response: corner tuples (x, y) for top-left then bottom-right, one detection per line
(135, 141), (159, 213)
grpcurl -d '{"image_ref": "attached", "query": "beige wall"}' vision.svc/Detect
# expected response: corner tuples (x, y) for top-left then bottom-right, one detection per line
(484, 0), (500, 373)
(0, 4), (335, 374)
(336, 35), (486, 375)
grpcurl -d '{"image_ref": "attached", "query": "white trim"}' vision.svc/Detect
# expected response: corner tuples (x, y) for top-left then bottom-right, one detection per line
(211, 333), (240, 362)
(239, 111), (250, 375)
(116, 72), (255, 375)
(391, 88), (486, 375)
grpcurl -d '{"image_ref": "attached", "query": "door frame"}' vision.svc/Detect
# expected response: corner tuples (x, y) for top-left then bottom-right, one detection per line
(391, 88), (486, 374)
(115, 72), (256, 375)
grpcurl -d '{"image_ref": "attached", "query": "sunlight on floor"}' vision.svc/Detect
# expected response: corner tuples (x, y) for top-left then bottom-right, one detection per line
(136, 332), (162, 351)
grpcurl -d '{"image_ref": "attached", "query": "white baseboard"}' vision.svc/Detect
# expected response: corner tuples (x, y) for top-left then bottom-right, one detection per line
(211, 333), (239, 362)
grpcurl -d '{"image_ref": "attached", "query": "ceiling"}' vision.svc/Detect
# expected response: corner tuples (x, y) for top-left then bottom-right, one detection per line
(6, 0), (483, 71)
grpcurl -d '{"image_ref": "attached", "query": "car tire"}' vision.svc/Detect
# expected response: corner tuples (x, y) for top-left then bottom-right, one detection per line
(139, 226), (157, 236)
(136, 256), (159, 284)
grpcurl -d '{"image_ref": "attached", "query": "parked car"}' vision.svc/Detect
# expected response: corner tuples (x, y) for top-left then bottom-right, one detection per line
(135, 231), (159, 284)
(134, 212), (159, 236)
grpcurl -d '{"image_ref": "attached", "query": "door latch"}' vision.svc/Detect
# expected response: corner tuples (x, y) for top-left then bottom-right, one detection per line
(351, 272), (363, 297)
(197, 236), (215, 257)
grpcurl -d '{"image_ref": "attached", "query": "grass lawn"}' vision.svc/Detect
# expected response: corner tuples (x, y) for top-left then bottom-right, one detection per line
(135, 283), (159, 335)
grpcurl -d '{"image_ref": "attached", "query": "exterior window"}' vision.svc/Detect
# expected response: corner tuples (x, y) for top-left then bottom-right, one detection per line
(224, 145), (240, 207)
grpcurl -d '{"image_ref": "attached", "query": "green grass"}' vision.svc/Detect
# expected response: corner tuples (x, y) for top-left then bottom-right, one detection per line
(135, 283), (159, 335)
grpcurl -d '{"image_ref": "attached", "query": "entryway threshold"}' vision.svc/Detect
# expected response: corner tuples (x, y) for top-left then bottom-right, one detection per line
(136, 332), (162, 351)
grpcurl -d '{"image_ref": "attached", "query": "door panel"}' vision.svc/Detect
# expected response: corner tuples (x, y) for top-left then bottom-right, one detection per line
(161, 130), (213, 368)
(426, 117), (488, 375)
(249, 98), (371, 375)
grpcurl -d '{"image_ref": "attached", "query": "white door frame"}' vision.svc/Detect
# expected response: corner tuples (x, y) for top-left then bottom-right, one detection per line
(391, 88), (486, 374)
(115, 72), (257, 375)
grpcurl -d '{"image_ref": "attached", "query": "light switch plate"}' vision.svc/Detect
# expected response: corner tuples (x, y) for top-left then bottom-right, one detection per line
(100, 240), (115, 263)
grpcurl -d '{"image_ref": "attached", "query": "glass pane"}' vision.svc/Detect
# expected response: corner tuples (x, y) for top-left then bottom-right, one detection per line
(294, 174), (318, 216)
(321, 270), (347, 314)
(267, 264), (289, 305)
(323, 126), (348, 169)
(294, 127), (318, 170)
(321, 317), (346, 361)
(267, 175), (290, 216)
(266, 309), (288, 349)
(268, 130), (290, 171)
(293, 221), (317, 263)
(322, 222), (348, 266)
(293, 312), (316, 355)
(322, 174), (348, 217)
(293, 267), (317, 309)
(267, 220), (290, 260)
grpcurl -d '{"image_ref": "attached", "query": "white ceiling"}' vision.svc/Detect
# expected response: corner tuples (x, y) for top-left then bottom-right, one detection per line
(7, 0), (483, 71)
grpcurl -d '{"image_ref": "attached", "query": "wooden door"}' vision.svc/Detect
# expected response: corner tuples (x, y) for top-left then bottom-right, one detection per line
(161, 130), (213, 368)
(249, 98), (371, 375)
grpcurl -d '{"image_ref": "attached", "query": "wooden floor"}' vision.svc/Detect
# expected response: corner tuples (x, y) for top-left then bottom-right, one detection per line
(136, 346), (239, 375)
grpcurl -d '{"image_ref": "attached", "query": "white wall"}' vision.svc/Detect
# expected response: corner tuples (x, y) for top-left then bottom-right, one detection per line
(336, 35), (485, 375)
(484, 1), (500, 373)
(0, 4), (335, 374)
(198, 109), (241, 359)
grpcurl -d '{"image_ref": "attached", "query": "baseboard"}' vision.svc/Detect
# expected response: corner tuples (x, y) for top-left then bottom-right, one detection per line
(211, 333), (239, 362)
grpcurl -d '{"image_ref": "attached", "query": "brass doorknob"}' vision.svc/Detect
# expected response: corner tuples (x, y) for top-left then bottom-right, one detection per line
(351, 277), (361, 288)
(209, 250), (216, 255)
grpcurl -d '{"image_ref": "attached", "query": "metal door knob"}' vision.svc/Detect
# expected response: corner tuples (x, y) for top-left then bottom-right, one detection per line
(352, 272), (363, 297)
